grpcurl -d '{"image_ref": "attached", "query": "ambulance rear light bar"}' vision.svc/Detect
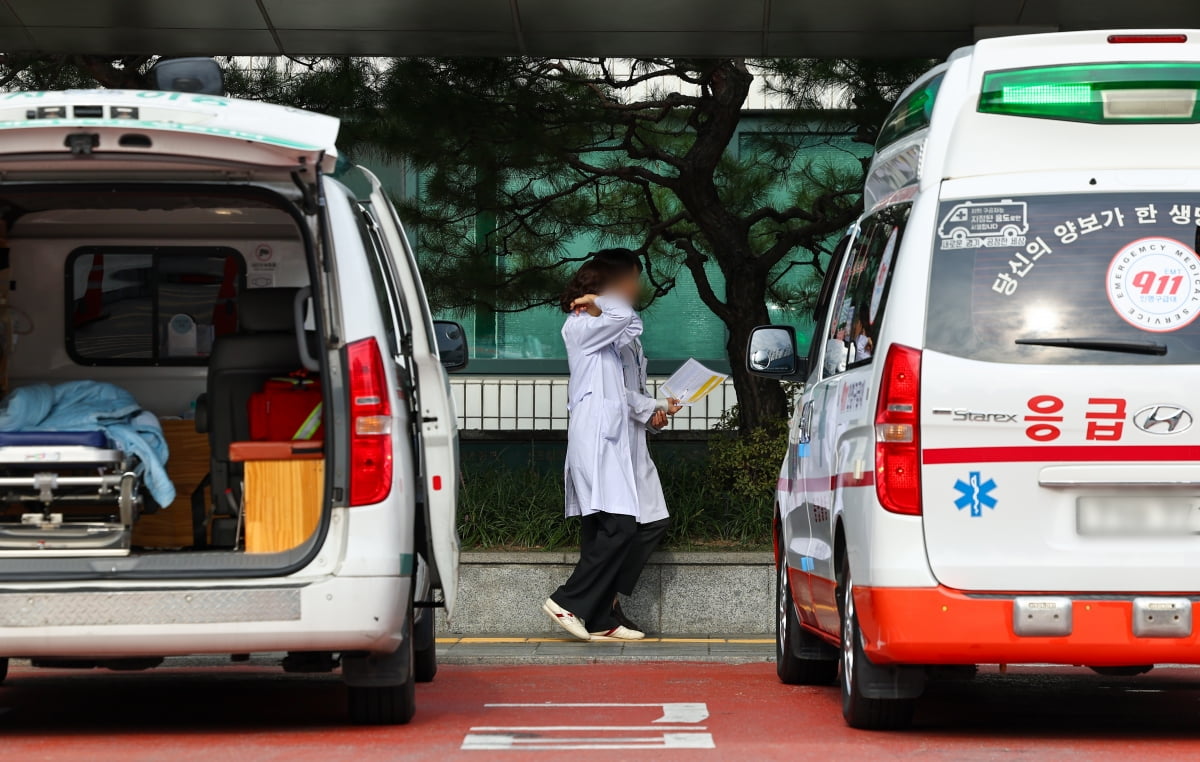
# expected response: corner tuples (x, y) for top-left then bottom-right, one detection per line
(1108, 34), (1188, 44)
(979, 63), (1200, 123)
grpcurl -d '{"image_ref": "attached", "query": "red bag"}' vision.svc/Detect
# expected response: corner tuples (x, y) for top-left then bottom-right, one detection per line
(248, 373), (324, 441)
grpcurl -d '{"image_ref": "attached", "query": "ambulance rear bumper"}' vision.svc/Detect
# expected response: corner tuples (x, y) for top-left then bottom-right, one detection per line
(856, 585), (1200, 666)
(0, 575), (408, 658)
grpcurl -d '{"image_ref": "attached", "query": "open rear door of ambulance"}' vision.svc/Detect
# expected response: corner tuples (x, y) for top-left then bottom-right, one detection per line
(0, 90), (337, 178)
(359, 168), (460, 616)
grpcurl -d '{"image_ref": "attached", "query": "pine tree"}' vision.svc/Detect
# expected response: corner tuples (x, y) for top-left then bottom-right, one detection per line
(0, 54), (931, 431)
(345, 57), (930, 430)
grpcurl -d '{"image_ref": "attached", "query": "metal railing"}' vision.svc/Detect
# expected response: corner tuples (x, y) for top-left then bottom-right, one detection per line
(449, 376), (737, 431)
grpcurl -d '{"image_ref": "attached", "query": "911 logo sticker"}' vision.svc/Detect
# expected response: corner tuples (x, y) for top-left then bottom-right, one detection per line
(1106, 236), (1200, 333)
(953, 472), (997, 518)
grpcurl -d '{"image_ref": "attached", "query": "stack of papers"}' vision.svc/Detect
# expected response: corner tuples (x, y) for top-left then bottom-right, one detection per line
(660, 358), (729, 405)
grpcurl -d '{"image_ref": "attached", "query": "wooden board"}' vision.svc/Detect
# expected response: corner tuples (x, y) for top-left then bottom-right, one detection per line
(243, 458), (324, 554)
(132, 419), (210, 548)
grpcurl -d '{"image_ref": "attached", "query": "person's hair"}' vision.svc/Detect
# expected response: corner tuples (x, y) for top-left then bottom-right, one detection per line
(591, 247), (644, 274)
(559, 256), (638, 313)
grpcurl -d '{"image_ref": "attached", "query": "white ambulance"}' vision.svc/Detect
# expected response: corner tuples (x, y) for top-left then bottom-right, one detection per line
(750, 30), (1200, 729)
(0, 59), (463, 725)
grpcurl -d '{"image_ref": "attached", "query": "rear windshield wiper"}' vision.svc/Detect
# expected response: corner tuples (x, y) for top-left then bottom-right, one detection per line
(1015, 337), (1168, 356)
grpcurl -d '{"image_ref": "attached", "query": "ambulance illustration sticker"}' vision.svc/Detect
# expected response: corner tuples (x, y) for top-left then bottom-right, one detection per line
(938, 199), (1028, 249)
(1106, 236), (1200, 333)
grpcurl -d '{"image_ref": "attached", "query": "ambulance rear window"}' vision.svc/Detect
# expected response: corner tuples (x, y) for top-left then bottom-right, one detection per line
(66, 247), (245, 365)
(926, 193), (1200, 365)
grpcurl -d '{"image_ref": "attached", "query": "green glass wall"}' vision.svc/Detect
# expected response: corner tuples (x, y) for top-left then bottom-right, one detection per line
(373, 117), (871, 374)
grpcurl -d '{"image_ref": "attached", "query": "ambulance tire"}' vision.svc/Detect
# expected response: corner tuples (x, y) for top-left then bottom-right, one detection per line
(413, 608), (438, 683)
(346, 606), (416, 725)
(839, 559), (917, 731)
(776, 561), (838, 686)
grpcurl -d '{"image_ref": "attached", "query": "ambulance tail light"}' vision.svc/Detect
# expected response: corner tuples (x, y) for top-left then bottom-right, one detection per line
(875, 344), (922, 516)
(979, 62), (1200, 123)
(347, 337), (393, 507)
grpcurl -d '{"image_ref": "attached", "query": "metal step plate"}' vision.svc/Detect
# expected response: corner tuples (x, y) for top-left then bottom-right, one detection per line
(1132, 598), (1192, 638)
(1013, 597), (1073, 637)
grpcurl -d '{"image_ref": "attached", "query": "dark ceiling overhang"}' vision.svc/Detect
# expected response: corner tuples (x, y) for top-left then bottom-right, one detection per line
(0, 1), (1198, 58)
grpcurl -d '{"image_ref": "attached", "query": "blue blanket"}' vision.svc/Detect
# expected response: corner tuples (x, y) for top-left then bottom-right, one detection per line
(0, 381), (175, 506)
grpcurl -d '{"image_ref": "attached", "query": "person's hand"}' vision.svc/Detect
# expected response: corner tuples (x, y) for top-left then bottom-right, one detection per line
(651, 410), (669, 429)
(666, 398), (683, 415)
(570, 293), (602, 317)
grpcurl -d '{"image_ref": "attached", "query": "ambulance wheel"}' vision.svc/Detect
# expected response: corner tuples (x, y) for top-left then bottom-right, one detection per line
(118, 475), (138, 526)
(839, 559), (916, 730)
(0, 657), (7, 685)
(347, 676), (415, 726)
(413, 609), (437, 683)
(346, 606), (416, 725)
(777, 561), (838, 685)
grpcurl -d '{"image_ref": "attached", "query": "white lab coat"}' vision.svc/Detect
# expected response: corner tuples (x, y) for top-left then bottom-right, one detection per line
(620, 337), (669, 524)
(562, 296), (642, 519)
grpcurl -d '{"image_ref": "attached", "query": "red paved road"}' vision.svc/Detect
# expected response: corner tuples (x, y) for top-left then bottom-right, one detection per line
(4, 660), (1200, 760)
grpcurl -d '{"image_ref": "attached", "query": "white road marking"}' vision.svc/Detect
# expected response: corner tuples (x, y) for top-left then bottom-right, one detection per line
(462, 733), (715, 751)
(483, 701), (709, 724)
(466, 701), (715, 751)
(469, 725), (709, 732)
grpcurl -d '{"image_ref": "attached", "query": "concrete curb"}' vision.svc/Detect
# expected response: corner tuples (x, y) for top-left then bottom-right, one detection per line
(436, 636), (775, 665)
(438, 551), (775, 636)
(439, 653), (773, 666)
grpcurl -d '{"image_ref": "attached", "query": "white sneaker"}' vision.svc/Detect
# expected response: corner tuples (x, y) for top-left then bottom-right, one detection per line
(543, 598), (590, 641)
(589, 625), (645, 641)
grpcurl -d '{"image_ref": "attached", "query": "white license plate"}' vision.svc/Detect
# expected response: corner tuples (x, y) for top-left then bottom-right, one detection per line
(1077, 496), (1200, 536)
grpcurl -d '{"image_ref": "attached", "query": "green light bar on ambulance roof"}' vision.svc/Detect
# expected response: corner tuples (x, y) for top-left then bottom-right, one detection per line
(1000, 83), (1092, 105)
(979, 63), (1200, 123)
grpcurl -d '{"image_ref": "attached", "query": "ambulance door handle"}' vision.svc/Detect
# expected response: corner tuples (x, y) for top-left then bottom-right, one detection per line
(797, 401), (814, 445)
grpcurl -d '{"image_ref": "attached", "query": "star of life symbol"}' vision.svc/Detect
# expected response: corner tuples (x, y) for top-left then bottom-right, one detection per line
(953, 471), (997, 517)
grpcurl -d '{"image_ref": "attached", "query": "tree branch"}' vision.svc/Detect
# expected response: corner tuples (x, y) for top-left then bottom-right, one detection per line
(662, 230), (732, 323)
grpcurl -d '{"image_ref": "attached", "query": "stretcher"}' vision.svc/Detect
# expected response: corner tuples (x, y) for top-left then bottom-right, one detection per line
(0, 430), (145, 556)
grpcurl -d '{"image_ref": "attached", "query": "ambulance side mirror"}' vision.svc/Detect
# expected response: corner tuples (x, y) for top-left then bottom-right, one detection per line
(433, 320), (469, 372)
(747, 325), (807, 381)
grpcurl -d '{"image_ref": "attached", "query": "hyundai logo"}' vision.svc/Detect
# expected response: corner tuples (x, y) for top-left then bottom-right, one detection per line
(1133, 405), (1194, 435)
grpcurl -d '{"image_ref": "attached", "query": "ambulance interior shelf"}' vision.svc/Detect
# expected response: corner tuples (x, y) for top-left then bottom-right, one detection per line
(229, 440), (324, 554)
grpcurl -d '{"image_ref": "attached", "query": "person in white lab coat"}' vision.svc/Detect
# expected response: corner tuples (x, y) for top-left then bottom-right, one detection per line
(543, 256), (650, 641)
(594, 249), (682, 633)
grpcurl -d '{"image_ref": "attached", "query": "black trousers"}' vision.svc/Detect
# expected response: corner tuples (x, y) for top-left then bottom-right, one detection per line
(551, 511), (637, 632)
(615, 517), (670, 596)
